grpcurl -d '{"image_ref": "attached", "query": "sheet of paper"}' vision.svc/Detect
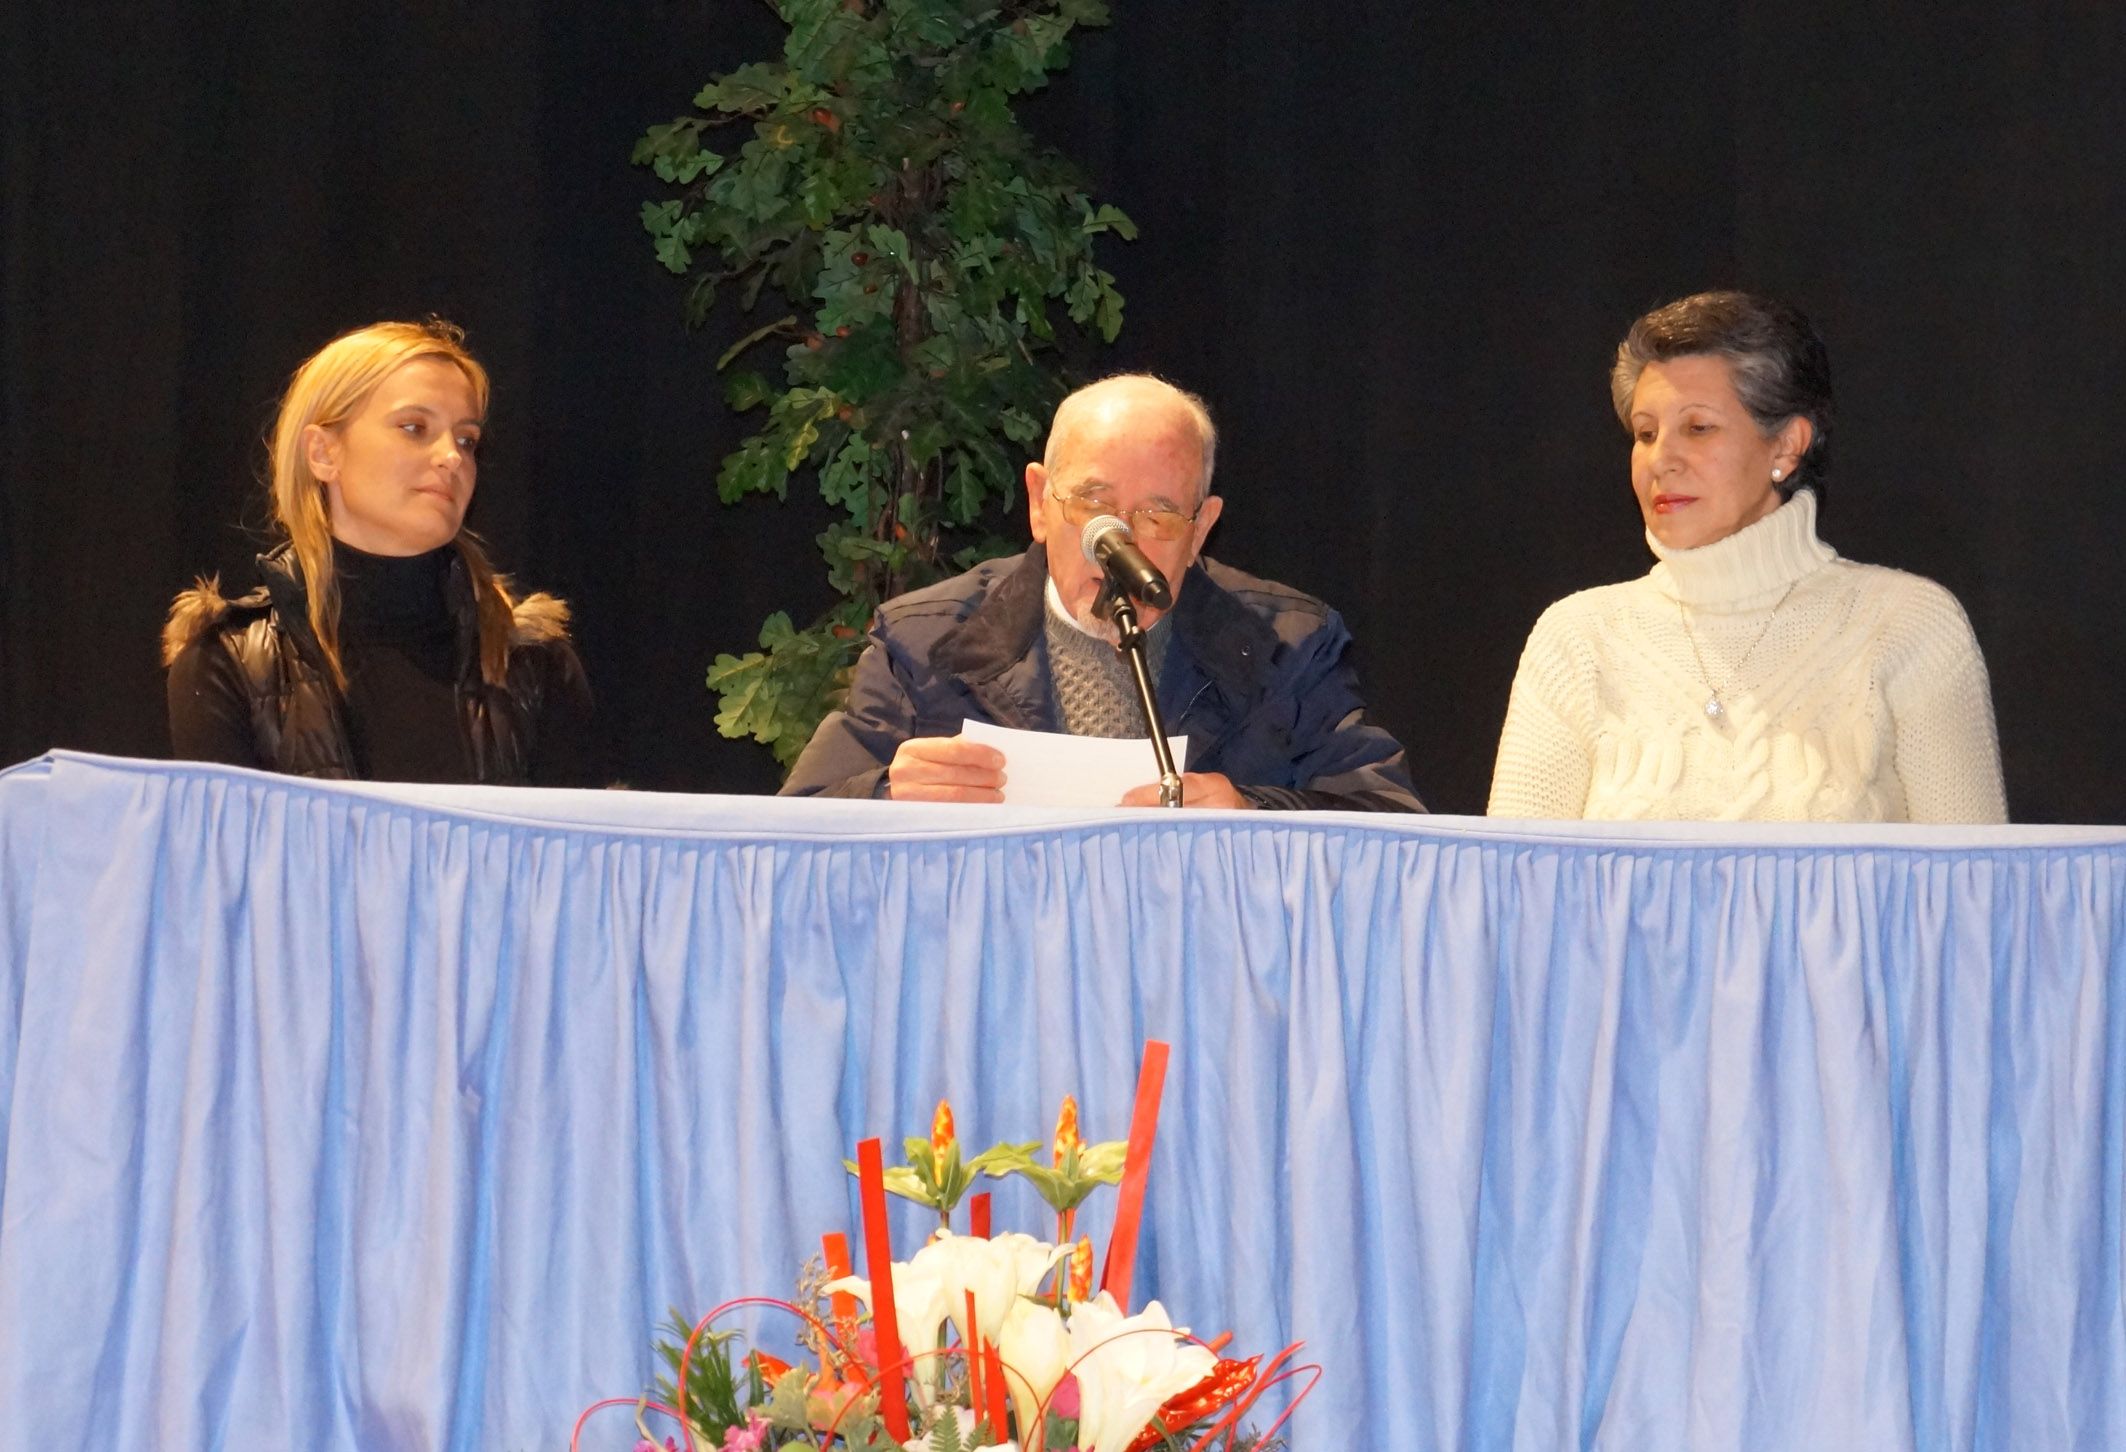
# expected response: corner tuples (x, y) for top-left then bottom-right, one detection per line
(959, 719), (1191, 807)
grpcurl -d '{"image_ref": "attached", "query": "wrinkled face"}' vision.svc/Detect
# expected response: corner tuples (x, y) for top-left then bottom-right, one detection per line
(1025, 392), (1222, 631)
(308, 357), (482, 556)
(1628, 354), (1808, 551)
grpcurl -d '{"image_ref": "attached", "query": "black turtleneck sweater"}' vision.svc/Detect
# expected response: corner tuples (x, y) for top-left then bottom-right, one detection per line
(168, 540), (597, 786)
(331, 541), (466, 782)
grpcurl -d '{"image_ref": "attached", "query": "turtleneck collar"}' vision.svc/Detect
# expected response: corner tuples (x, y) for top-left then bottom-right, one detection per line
(1645, 487), (1837, 609)
(331, 537), (457, 635)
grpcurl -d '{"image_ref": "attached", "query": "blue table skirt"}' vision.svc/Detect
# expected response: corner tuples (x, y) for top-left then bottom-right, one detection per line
(1, 752), (2122, 1450)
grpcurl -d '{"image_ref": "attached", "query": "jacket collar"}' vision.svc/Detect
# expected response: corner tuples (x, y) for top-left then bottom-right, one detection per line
(256, 540), (484, 685)
(930, 543), (1283, 710)
(256, 544), (327, 664)
(932, 546), (1050, 683)
(1166, 556), (1282, 698)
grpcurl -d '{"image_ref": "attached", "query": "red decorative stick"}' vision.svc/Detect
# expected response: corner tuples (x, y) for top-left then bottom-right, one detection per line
(970, 1191), (992, 1240)
(822, 1232), (856, 1322)
(1098, 1040), (1171, 1308)
(856, 1138), (913, 1440)
(983, 1338), (1010, 1437)
(964, 1289), (985, 1418)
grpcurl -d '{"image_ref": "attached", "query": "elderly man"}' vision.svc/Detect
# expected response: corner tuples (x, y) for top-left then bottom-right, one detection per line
(780, 374), (1421, 810)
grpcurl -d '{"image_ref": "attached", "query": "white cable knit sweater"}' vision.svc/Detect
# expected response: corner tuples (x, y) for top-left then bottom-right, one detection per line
(1487, 490), (2007, 822)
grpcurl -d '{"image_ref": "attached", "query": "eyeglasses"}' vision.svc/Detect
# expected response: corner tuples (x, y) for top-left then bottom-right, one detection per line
(1048, 487), (1204, 543)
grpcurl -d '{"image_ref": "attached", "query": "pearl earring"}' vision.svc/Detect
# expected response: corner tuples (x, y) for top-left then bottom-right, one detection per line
(1772, 468), (1784, 481)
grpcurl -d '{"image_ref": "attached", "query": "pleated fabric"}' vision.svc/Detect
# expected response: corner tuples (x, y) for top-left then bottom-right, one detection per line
(0, 752), (2121, 1450)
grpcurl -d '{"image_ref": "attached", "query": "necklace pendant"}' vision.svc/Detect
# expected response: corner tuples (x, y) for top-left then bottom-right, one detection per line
(1704, 696), (1725, 720)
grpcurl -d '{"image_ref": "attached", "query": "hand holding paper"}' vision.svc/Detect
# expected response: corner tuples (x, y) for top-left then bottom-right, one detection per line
(884, 735), (1006, 803)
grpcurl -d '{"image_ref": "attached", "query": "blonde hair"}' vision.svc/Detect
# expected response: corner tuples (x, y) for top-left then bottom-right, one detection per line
(268, 319), (523, 687)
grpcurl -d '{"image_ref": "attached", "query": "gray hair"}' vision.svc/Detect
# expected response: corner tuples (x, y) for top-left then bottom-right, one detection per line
(1610, 291), (1835, 501)
(1044, 373), (1220, 500)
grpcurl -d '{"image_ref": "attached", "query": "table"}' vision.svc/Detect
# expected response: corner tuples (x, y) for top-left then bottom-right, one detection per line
(2, 752), (2122, 1449)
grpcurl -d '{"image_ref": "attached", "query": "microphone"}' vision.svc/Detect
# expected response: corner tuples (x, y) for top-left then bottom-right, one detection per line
(1080, 515), (1173, 610)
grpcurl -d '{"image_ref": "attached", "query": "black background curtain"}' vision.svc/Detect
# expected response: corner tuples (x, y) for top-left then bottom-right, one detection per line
(5, 2), (2121, 819)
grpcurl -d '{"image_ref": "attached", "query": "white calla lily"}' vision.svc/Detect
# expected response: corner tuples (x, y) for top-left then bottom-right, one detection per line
(822, 1259), (954, 1406)
(1064, 1292), (1217, 1452)
(992, 1294), (1074, 1438)
(909, 1230), (1071, 1347)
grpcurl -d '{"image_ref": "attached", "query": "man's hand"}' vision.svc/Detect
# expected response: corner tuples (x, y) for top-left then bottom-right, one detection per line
(1118, 771), (1250, 809)
(886, 736), (1007, 803)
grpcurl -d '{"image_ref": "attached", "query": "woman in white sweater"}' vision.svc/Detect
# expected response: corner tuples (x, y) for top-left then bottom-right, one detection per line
(1488, 291), (2006, 823)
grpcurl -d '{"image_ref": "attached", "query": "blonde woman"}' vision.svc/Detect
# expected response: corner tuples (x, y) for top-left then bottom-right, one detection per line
(164, 319), (593, 784)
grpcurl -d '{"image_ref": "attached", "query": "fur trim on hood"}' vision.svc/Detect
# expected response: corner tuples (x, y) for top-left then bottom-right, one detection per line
(162, 575), (262, 666)
(508, 592), (571, 647)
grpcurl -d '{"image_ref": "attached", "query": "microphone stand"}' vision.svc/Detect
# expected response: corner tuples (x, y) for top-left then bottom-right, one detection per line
(1097, 578), (1183, 808)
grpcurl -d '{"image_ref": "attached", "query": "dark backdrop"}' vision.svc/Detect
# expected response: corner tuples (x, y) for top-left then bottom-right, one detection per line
(5, 2), (2121, 818)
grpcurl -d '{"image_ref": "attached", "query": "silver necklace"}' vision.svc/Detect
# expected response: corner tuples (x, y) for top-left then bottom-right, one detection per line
(1677, 581), (1797, 724)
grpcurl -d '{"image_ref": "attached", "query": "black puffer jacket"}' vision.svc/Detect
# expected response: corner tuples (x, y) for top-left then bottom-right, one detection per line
(164, 543), (581, 784)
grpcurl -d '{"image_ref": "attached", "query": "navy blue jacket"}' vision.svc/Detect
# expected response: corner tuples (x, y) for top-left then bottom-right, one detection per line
(780, 545), (1423, 811)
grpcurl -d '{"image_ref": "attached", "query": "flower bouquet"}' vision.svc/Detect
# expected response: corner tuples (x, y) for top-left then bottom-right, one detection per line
(574, 1043), (1314, 1452)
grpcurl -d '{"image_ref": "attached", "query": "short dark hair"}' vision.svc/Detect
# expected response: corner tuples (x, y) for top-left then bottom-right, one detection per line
(1611, 291), (1835, 502)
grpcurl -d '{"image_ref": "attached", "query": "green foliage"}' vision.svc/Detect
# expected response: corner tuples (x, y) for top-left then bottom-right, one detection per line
(638, 0), (1135, 767)
(650, 1311), (766, 1441)
(971, 1135), (1128, 1214)
(914, 1404), (1001, 1451)
(760, 1364), (894, 1451)
(842, 1132), (989, 1217)
(763, 1366), (816, 1431)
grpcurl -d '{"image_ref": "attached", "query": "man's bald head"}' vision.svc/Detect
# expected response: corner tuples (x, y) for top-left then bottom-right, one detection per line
(1043, 374), (1219, 505)
(1024, 373), (1226, 632)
